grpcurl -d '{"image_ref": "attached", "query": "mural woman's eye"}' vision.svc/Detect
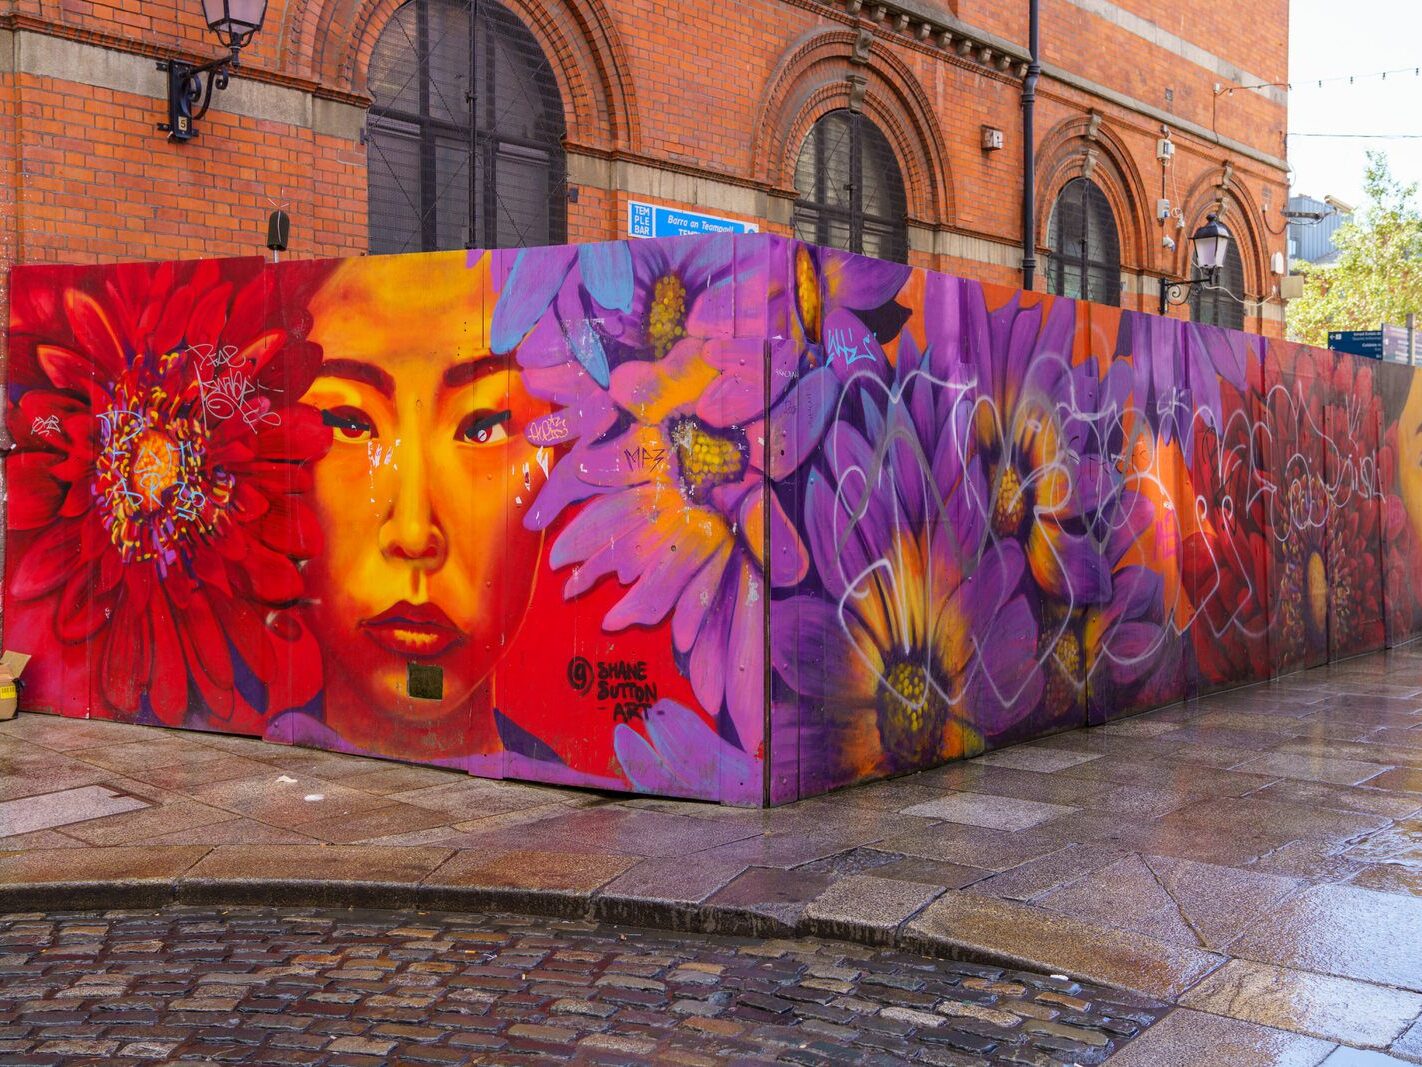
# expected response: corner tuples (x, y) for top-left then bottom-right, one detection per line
(458, 408), (512, 446)
(322, 406), (376, 443)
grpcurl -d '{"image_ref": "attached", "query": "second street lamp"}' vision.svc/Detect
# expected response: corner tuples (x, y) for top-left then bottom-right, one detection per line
(1159, 213), (1233, 315)
(158, 0), (270, 142)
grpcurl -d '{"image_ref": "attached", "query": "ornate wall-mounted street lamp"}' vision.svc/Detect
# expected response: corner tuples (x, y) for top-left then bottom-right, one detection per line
(1158, 213), (1232, 315)
(158, 0), (269, 142)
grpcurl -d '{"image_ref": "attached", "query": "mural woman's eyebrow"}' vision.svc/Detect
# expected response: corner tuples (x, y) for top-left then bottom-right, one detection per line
(442, 355), (509, 390)
(317, 359), (395, 398)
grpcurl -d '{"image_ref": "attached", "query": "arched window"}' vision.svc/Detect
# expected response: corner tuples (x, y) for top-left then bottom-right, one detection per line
(366, 0), (566, 254)
(792, 110), (908, 263)
(1047, 178), (1121, 306)
(1192, 238), (1245, 330)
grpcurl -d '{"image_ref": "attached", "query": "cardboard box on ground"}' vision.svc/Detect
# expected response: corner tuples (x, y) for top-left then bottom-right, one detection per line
(0, 651), (32, 721)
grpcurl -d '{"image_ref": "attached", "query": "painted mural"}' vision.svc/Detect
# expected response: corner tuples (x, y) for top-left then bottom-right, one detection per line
(7, 234), (1422, 805)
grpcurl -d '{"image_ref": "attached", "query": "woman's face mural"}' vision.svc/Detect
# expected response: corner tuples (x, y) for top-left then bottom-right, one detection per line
(6, 236), (1420, 806)
(302, 252), (549, 758)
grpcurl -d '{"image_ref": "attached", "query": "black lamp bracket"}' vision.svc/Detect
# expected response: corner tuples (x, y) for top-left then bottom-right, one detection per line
(1158, 268), (1218, 316)
(158, 47), (240, 142)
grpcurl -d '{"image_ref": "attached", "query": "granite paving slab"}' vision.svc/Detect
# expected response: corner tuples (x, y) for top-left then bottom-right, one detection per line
(1102, 1007), (1337, 1066)
(962, 843), (1132, 902)
(0, 757), (115, 802)
(58, 797), (239, 847)
(1238, 751), (1395, 786)
(424, 848), (639, 896)
(0, 784), (148, 836)
(911, 760), (1109, 804)
(184, 844), (455, 887)
(903, 891), (1224, 999)
(803, 874), (943, 941)
(1226, 883), (1422, 990)
(876, 821), (1067, 871)
(0, 845), (209, 901)
(898, 791), (1077, 830)
(1319, 1049), (1422, 1066)
(977, 746), (1103, 772)
(186, 772), (395, 828)
(1181, 959), (1422, 1048)
(1251, 778), (1422, 819)
(1032, 853), (1305, 951)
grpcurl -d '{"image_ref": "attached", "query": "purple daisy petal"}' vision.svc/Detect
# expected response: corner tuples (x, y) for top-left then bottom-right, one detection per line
(613, 723), (698, 797)
(751, 367), (837, 481)
(602, 520), (724, 630)
(724, 561), (766, 753)
(738, 483), (808, 587)
(823, 249), (910, 310)
(491, 245), (577, 354)
(671, 543), (733, 653)
(577, 241), (634, 313)
(770, 595), (877, 703)
(688, 559), (738, 715)
(964, 595), (1043, 732)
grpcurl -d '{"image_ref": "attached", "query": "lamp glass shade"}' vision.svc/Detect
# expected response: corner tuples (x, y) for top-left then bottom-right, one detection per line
(1191, 214), (1231, 272)
(201, 0), (268, 39)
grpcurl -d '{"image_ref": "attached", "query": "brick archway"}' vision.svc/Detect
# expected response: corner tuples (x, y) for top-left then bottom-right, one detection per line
(286, 0), (640, 152)
(1035, 115), (1151, 274)
(1173, 168), (1269, 305)
(751, 28), (953, 226)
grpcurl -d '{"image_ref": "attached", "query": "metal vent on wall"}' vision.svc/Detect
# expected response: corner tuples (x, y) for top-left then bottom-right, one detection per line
(366, 0), (567, 255)
(792, 109), (909, 264)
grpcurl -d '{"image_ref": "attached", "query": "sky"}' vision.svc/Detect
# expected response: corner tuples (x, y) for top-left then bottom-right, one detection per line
(1286, 0), (1422, 210)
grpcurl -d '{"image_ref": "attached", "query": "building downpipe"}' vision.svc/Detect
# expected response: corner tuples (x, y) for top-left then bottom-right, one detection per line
(1021, 0), (1041, 291)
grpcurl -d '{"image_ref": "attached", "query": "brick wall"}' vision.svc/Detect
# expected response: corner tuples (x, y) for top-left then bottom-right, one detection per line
(0, 0), (1291, 337)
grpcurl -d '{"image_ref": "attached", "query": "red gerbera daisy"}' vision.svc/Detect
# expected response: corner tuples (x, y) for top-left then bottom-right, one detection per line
(6, 257), (330, 730)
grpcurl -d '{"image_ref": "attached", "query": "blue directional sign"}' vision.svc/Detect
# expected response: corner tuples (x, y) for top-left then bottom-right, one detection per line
(1328, 330), (1384, 359)
(627, 200), (759, 239)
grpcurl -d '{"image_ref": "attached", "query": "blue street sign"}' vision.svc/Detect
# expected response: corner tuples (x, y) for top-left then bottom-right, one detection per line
(627, 200), (759, 239)
(1328, 330), (1384, 359)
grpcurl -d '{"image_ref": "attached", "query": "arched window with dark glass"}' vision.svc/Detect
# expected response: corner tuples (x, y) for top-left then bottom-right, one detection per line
(1191, 238), (1245, 330)
(792, 110), (908, 263)
(1047, 178), (1121, 305)
(366, 0), (566, 254)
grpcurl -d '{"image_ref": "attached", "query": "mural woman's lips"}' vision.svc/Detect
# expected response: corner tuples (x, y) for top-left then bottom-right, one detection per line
(359, 602), (466, 658)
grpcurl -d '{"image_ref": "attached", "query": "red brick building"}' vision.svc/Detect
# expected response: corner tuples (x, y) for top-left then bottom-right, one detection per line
(0, 0), (1290, 338)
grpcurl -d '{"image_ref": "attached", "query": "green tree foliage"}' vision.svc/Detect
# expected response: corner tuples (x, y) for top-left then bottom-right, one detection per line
(1287, 153), (1422, 347)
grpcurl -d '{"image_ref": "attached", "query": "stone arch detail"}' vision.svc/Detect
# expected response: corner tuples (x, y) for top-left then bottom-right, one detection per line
(1035, 114), (1150, 273)
(751, 29), (953, 225)
(1172, 167), (1269, 302)
(290, 0), (640, 152)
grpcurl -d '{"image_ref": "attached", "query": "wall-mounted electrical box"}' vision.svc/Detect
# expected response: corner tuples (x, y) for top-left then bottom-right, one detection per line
(981, 126), (1004, 151)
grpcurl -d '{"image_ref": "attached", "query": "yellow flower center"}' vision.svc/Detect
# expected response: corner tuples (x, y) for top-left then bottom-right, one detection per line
(1053, 630), (1081, 679)
(795, 246), (822, 343)
(647, 274), (688, 359)
(131, 430), (181, 509)
(993, 464), (1027, 538)
(875, 659), (950, 767)
(671, 417), (747, 503)
(1307, 550), (1328, 634)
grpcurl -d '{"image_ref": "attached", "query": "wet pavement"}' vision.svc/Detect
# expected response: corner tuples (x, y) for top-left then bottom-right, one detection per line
(0, 905), (1166, 1065)
(3, 645), (1422, 1062)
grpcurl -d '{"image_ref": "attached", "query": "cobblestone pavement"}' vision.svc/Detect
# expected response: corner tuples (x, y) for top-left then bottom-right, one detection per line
(0, 906), (1167, 1065)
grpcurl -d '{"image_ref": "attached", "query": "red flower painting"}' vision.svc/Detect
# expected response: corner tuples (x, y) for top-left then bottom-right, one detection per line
(6, 259), (329, 729)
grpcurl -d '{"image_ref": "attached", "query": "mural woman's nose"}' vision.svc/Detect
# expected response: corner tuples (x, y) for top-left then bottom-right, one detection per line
(379, 436), (446, 567)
